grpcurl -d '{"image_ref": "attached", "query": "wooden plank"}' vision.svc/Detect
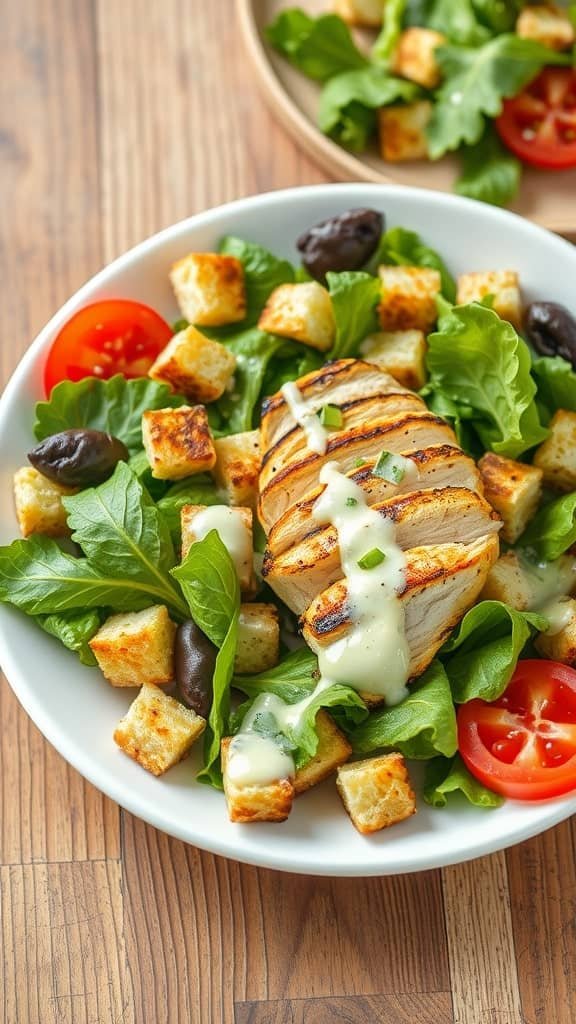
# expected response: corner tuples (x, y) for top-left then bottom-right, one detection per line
(234, 993), (454, 1024)
(442, 853), (523, 1024)
(507, 821), (576, 1024)
(0, 860), (133, 1024)
(0, 0), (120, 867)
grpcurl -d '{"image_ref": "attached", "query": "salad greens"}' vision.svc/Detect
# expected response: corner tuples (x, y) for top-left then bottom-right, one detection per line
(266, 9), (367, 80)
(520, 492), (576, 562)
(318, 69), (421, 151)
(533, 355), (576, 422)
(326, 271), (381, 358)
(455, 126), (521, 208)
(374, 226), (456, 299)
(218, 237), (295, 325)
(423, 754), (504, 807)
(36, 610), (101, 667)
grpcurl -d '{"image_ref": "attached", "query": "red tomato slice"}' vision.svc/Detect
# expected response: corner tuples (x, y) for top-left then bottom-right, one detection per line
(44, 299), (173, 396)
(458, 660), (576, 800)
(496, 68), (576, 170)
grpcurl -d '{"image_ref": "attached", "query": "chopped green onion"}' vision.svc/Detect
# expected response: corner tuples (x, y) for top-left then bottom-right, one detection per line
(374, 450), (406, 483)
(172, 318), (189, 334)
(354, 457), (366, 468)
(345, 497), (358, 507)
(357, 547), (386, 570)
(319, 404), (343, 429)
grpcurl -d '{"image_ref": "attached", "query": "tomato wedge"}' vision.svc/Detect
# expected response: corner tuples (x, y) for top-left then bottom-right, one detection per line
(496, 68), (576, 170)
(44, 299), (173, 396)
(458, 660), (576, 800)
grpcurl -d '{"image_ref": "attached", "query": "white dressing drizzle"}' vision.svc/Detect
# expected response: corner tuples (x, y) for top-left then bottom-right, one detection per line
(191, 505), (252, 583)
(540, 598), (574, 636)
(280, 381), (328, 455)
(517, 551), (576, 610)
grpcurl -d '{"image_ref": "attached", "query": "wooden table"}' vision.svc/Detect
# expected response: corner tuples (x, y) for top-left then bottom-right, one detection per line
(1, 2), (575, 1021)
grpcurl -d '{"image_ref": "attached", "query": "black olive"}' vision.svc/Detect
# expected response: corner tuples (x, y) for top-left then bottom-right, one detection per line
(174, 620), (217, 719)
(525, 301), (576, 369)
(28, 429), (129, 487)
(297, 208), (384, 283)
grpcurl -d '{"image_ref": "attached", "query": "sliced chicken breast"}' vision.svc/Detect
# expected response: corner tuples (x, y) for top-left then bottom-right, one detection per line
(264, 488), (501, 615)
(266, 444), (482, 558)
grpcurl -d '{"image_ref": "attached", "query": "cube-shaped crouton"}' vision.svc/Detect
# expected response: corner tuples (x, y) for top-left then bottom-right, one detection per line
(456, 270), (522, 330)
(481, 552), (532, 611)
(234, 603), (280, 675)
(221, 736), (294, 823)
(148, 325), (236, 402)
(89, 605), (177, 687)
(142, 405), (216, 480)
(533, 410), (576, 492)
(258, 282), (335, 353)
(114, 682), (205, 776)
(378, 266), (441, 332)
(379, 100), (432, 162)
(360, 329), (427, 390)
(336, 752), (416, 835)
(517, 4), (575, 51)
(334, 0), (383, 26)
(535, 599), (576, 664)
(294, 711), (352, 795)
(13, 467), (77, 539)
(392, 28), (445, 89)
(181, 504), (254, 592)
(170, 252), (246, 326)
(478, 453), (543, 544)
(212, 430), (261, 509)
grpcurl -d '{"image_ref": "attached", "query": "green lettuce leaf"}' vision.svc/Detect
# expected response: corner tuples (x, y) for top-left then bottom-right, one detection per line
(426, 302), (548, 458)
(375, 226), (456, 301)
(34, 375), (185, 455)
(532, 355), (576, 422)
(372, 0), (406, 64)
(409, 0), (490, 43)
(261, 345), (322, 397)
(233, 647), (319, 701)
(156, 476), (222, 548)
(520, 492), (576, 562)
(423, 754), (504, 808)
(214, 329), (300, 434)
(266, 9), (367, 81)
(440, 600), (548, 703)
(428, 35), (569, 159)
(349, 660), (458, 759)
(128, 450), (169, 501)
(327, 271), (381, 358)
(172, 531), (241, 788)
(318, 68), (421, 151)
(218, 237), (294, 325)
(35, 609), (102, 666)
(456, 127), (522, 207)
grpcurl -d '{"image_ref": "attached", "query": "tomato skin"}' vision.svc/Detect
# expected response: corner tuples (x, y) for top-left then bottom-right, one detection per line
(43, 299), (173, 396)
(458, 661), (576, 801)
(496, 69), (576, 170)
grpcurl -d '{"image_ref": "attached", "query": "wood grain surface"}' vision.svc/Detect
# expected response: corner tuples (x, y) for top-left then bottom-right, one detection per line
(0, 1), (574, 1022)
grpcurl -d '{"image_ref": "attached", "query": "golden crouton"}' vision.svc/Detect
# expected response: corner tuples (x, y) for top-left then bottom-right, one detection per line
(181, 504), (254, 592)
(142, 405), (216, 480)
(535, 599), (576, 664)
(481, 552), (532, 611)
(360, 329), (427, 390)
(533, 410), (576, 492)
(148, 325), (237, 402)
(378, 265), (441, 333)
(294, 711), (352, 795)
(89, 605), (177, 687)
(258, 282), (335, 353)
(114, 682), (205, 776)
(234, 603), (280, 675)
(336, 752), (416, 835)
(221, 736), (294, 823)
(456, 270), (522, 330)
(379, 100), (432, 162)
(392, 28), (445, 89)
(478, 452), (542, 544)
(13, 466), (78, 539)
(517, 4), (575, 50)
(169, 252), (246, 327)
(212, 430), (261, 509)
(334, 0), (383, 26)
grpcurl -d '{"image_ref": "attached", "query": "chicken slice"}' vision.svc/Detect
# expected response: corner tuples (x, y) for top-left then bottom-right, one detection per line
(302, 534), (499, 701)
(264, 488), (501, 615)
(266, 444), (482, 558)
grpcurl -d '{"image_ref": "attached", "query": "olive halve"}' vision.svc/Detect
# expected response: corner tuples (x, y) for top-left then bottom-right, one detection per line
(174, 620), (217, 719)
(296, 208), (384, 283)
(28, 428), (129, 487)
(525, 301), (576, 369)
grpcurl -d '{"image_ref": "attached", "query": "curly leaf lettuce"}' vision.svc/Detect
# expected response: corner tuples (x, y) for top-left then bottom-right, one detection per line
(532, 355), (576, 422)
(423, 755), (504, 808)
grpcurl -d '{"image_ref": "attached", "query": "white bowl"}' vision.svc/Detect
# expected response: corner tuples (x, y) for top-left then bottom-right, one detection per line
(1, 184), (575, 876)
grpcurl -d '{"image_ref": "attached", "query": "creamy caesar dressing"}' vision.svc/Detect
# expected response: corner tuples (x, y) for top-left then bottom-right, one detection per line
(281, 381), (328, 455)
(374, 451), (420, 489)
(517, 550), (576, 610)
(191, 505), (252, 582)
(540, 598), (575, 636)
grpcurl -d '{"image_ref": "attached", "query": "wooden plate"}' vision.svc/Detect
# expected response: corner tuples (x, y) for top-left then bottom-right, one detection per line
(238, 0), (576, 237)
